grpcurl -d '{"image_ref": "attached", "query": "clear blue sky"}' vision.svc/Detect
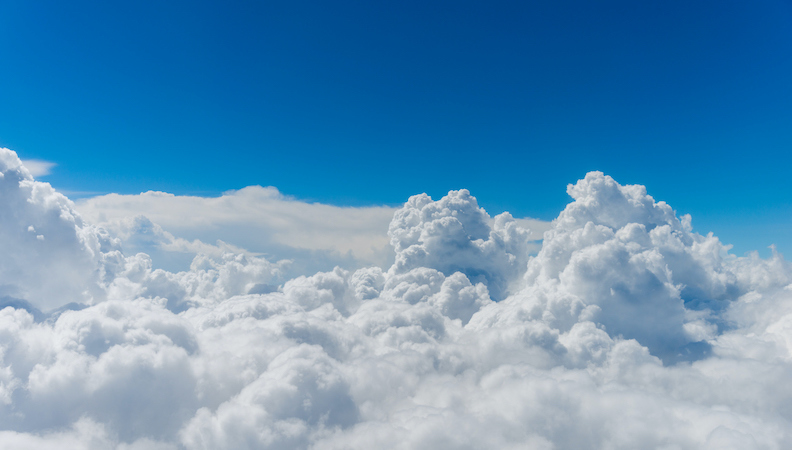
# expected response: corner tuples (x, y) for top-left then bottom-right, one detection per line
(1, 0), (790, 256)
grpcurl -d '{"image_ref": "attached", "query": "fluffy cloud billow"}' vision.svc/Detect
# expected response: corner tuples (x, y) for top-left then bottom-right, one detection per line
(1, 147), (791, 449)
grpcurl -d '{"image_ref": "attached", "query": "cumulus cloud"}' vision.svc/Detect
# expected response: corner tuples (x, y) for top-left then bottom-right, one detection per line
(1, 148), (791, 449)
(388, 189), (533, 300)
(0, 151), (113, 310)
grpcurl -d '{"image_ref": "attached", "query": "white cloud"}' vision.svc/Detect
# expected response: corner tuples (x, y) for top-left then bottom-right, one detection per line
(388, 189), (534, 301)
(74, 184), (549, 278)
(1, 148), (792, 449)
(0, 150), (112, 310)
(19, 159), (56, 177)
(75, 187), (398, 274)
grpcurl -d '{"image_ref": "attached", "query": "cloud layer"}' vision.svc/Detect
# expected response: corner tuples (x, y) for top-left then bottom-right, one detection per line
(1, 147), (791, 449)
(75, 187), (399, 276)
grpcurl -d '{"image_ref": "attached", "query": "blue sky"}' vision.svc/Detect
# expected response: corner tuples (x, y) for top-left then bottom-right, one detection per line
(1, 0), (791, 256)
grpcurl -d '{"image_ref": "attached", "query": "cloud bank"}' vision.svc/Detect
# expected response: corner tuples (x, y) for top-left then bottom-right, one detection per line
(75, 187), (549, 278)
(1, 147), (791, 449)
(74, 188), (399, 276)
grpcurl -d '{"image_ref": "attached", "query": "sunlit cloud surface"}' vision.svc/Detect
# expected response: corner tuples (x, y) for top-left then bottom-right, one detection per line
(0, 147), (790, 449)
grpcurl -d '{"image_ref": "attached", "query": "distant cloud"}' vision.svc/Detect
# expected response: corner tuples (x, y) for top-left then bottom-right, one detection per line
(75, 187), (399, 275)
(20, 159), (56, 177)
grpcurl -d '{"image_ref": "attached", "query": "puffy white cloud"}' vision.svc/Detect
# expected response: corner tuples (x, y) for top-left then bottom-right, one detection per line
(513, 173), (748, 360)
(1, 149), (792, 449)
(388, 189), (533, 300)
(0, 150), (115, 310)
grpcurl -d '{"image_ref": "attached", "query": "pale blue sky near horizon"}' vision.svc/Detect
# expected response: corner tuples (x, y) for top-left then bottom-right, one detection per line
(1, 0), (791, 257)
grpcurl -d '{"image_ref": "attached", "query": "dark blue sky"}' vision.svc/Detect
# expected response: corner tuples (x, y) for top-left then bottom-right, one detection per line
(1, 0), (791, 255)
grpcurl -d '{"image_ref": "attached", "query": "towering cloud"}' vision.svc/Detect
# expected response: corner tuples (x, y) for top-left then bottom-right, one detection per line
(0, 151), (113, 310)
(388, 189), (532, 301)
(0, 147), (790, 449)
(517, 172), (740, 361)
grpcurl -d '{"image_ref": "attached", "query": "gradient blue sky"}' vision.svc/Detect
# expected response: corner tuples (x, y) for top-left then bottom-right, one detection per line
(1, 0), (790, 256)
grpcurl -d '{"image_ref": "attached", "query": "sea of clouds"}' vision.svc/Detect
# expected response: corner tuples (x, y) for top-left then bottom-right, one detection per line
(1, 146), (791, 449)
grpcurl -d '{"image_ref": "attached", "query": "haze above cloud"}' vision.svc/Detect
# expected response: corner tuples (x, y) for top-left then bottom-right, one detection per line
(1, 147), (791, 449)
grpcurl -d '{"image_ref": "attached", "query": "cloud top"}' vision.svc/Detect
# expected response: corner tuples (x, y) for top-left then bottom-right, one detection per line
(388, 189), (532, 300)
(76, 186), (399, 274)
(0, 150), (111, 310)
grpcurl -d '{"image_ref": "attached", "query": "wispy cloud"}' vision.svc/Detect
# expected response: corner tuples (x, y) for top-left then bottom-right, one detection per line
(20, 159), (56, 177)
